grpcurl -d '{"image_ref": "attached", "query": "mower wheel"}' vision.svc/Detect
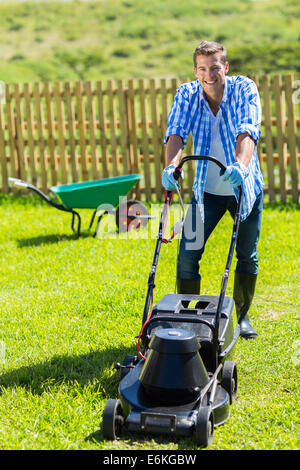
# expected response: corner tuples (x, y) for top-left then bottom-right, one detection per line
(221, 361), (238, 404)
(102, 398), (124, 440)
(194, 406), (214, 448)
(116, 200), (149, 233)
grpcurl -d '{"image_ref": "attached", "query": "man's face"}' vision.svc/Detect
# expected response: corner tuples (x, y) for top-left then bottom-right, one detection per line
(194, 53), (229, 97)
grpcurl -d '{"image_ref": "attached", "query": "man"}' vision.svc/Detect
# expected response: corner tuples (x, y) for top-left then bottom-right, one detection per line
(162, 40), (264, 339)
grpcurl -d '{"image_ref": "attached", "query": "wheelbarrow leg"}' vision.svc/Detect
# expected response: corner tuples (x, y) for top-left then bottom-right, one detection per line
(93, 211), (108, 238)
(71, 210), (81, 238)
(89, 210), (97, 231)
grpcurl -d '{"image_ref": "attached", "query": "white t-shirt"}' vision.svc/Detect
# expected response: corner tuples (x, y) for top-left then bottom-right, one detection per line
(204, 111), (234, 196)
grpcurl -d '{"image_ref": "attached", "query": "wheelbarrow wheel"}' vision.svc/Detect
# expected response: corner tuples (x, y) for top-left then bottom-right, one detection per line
(102, 398), (124, 440)
(194, 406), (214, 448)
(116, 200), (149, 233)
(221, 361), (237, 405)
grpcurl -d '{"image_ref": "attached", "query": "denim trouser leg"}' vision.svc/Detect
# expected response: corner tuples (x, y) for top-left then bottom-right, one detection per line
(177, 191), (263, 281)
(230, 190), (263, 275)
(177, 193), (226, 281)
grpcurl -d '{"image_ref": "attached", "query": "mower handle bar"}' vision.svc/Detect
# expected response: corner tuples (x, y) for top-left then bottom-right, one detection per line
(140, 155), (243, 364)
(173, 155), (227, 181)
(170, 155), (243, 362)
(171, 154), (243, 224)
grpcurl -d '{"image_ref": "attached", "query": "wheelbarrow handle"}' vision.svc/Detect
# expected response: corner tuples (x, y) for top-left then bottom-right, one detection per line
(8, 177), (31, 189)
(8, 177), (82, 238)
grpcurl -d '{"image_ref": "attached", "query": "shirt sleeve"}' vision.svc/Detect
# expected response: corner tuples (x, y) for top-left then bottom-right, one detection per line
(164, 85), (191, 146)
(235, 78), (262, 145)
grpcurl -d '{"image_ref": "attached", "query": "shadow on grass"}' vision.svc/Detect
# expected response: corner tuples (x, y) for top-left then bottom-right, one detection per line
(0, 345), (133, 396)
(16, 231), (92, 247)
(0, 345), (199, 450)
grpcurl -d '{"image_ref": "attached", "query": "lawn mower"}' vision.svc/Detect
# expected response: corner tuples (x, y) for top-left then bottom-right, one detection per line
(102, 156), (244, 447)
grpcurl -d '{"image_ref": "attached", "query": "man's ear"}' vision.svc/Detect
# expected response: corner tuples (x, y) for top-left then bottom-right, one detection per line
(225, 61), (229, 74)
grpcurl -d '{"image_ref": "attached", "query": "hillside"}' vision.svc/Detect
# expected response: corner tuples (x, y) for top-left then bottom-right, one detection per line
(0, 0), (299, 83)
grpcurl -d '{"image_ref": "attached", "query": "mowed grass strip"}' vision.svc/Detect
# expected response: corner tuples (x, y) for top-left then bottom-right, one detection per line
(0, 194), (299, 450)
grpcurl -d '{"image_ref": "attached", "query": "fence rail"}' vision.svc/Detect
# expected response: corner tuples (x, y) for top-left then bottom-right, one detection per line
(0, 75), (299, 203)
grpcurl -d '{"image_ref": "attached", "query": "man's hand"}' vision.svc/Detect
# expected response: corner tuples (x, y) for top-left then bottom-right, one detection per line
(222, 162), (249, 188)
(162, 164), (182, 191)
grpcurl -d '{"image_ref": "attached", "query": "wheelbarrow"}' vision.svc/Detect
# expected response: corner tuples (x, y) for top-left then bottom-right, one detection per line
(9, 174), (152, 238)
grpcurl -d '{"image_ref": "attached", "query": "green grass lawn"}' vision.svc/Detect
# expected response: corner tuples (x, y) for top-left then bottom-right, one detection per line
(0, 193), (299, 450)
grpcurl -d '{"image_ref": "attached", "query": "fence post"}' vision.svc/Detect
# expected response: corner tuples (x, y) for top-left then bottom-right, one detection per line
(85, 80), (98, 180)
(107, 80), (118, 177)
(6, 84), (18, 182)
(284, 74), (299, 203)
(96, 80), (109, 179)
(150, 78), (162, 200)
(65, 81), (78, 183)
(127, 79), (140, 198)
(54, 81), (68, 184)
(273, 75), (287, 203)
(261, 75), (276, 202)
(159, 78), (168, 171)
(34, 82), (47, 192)
(139, 79), (151, 199)
(75, 80), (88, 181)
(24, 83), (37, 187)
(14, 83), (27, 182)
(0, 96), (8, 193)
(117, 80), (130, 175)
(44, 82), (57, 187)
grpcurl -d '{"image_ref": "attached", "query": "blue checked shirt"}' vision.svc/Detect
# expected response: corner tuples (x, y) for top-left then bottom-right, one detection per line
(164, 76), (264, 221)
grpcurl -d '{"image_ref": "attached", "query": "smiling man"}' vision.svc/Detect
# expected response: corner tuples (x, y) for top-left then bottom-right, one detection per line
(194, 48), (229, 113)
(162, 40), (264, 339)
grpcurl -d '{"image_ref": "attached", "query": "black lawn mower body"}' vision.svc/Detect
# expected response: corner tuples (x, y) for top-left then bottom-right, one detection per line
(102, 156), (243, 447)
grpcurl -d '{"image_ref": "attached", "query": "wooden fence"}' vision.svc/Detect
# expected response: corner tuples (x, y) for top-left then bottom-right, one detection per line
(0, 75), (299, 203)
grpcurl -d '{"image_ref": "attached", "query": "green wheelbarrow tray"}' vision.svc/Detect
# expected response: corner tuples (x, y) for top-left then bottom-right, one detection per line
(50, 174), (142, 209)
(9, 174), (152, 238)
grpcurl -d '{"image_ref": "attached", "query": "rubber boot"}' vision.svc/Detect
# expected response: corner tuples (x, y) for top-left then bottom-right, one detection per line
(233, 272), (258, 339)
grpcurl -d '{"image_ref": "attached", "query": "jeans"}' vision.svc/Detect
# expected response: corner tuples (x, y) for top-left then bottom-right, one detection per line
(177, 191), (263, 280)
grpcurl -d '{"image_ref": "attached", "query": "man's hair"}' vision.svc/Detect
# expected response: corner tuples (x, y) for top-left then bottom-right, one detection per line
(193, 41), (227, 67)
